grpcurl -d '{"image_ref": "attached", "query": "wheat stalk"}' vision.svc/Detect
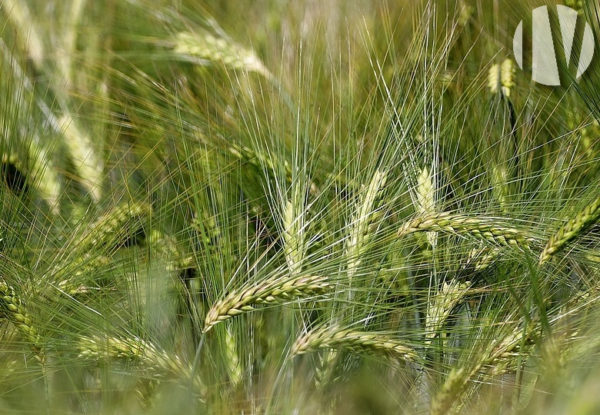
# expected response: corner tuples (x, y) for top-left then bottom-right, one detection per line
(0, 280), (44, 362)
(539, 195), (600, 264)
(291, 326), (418, 362)
(203, 275), (329, 332)
(398, 212), (533, 249)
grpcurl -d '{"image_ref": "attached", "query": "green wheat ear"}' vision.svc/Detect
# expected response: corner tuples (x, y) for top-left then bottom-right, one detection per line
(59, 115), (104, 202)
(78, 202), (152, 249)
(0, 280), (44, 362)
(398, 212), (533, 249)
(203, 274), (330, 332)
(2, 145), (61, 214)
(539, 195), (600, 264)
(173, 31), (273, 79)
(488, 59), (515, 97)
(77, 335), (205, 397)
(291, 326), (418, 362)
(425, 280), (471, 345)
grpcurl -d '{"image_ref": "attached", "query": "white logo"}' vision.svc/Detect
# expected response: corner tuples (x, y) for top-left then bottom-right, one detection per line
(513, 5), (595, 86)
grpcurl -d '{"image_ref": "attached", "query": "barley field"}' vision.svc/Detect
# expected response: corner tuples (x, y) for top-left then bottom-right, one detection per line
(0, 0), (599, 413)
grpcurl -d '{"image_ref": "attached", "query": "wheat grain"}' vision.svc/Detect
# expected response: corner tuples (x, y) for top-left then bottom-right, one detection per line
(398, 212), (532, 249)
(291, 326), (418, 362)
(203, 275), (329, 332)
(539, 196), (600, 264)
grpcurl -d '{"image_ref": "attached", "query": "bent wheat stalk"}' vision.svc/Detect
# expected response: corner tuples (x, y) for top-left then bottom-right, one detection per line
(539, 195), (600, 264)
(203, 275), (329, 332)
(398, 212), (533, 249)
(291, 326), (418, 362)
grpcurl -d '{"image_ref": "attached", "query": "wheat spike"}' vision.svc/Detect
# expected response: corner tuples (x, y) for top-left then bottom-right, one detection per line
(416, 166), (437, 247)
(539, 196), (600, 264)
(59, 115), (104, 202)
(0, 280), (44, 362)
(291, 326), (418, 362)
(173, 31), (272, 79)
(425, 280), (471, 344)
(282, 183), (306, 275)
(203, 275), (329, 332)
(491, 165), (509, 211)
(461, 246), (499, 271)
(54, 254), (111, 296)
(148, 230), (193, 272)
(78, 202), (152, 249)
(346, 169), (387, 279)
(224, 327), (242, 386)
(0, 0), (44, 68)
(78, 335), (205, 395)
(398, 212), (532, 249)
(430, 321), (538, 414)
(488, 59), (514, 97)
(429, 367), (467, 415)
(1, 145), (61, 213)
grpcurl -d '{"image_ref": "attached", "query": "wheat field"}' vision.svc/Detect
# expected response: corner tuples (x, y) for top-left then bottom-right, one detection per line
(0, 0), (599, 413)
